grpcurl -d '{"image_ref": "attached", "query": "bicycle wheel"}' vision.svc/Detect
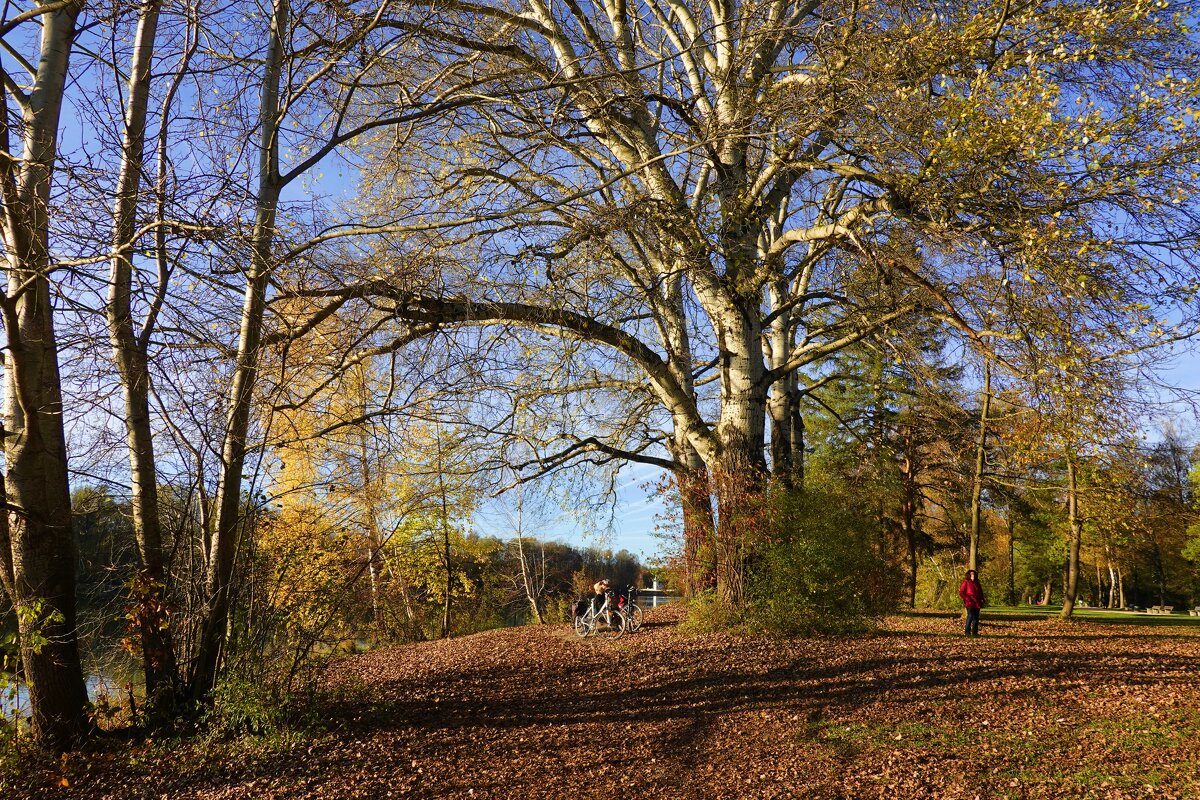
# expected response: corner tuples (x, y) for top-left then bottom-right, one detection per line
(596, 610), (626, 640)
(574, 613), (592, 638)
(626, 602), (644, 632)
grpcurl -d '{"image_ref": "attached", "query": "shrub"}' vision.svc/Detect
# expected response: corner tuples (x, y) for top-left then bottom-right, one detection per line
(202, 668), (290, 740)
(678, 589), (745, 634)
(200, 646), (324, 743)
(742, 483), (901, 636)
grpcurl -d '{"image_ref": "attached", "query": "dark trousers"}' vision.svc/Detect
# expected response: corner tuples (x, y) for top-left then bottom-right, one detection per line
(965, 607), (980, 635)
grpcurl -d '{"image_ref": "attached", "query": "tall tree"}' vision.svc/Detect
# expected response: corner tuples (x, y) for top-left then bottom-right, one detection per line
(359, 0), (1200, 606)
(105, 0), (201, 711)
(967, 361), (993, 573)
(0, 0), (90, 749)
(805, 318), (968, 607)
(186, 0), (469, 696)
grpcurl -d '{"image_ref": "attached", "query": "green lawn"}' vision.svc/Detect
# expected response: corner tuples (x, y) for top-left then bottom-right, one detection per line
(983, 604), (1200, 627)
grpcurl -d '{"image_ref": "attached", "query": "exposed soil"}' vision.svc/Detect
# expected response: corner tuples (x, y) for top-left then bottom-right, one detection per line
(17, 606), (1200, 799)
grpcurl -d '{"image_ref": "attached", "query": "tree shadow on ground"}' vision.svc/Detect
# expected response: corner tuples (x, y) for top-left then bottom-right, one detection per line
(52, 612), (1200, 800)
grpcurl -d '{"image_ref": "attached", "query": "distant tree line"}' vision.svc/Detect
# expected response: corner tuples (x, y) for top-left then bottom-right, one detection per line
(2, 485), (644, 699)
(786, 330), (1200, 617)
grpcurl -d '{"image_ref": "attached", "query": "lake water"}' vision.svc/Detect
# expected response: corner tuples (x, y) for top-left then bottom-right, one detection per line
(640, 593), (678, 608)
(1, 674), (119, 718)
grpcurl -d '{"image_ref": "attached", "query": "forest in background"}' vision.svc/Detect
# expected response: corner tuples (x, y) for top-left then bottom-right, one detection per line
(2, 0), (1200, 755)
(58, 484), (645, 686)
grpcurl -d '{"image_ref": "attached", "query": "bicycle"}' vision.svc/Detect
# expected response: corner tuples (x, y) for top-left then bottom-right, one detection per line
(616, 585), (643, 632)
(573, 590), (626, 640)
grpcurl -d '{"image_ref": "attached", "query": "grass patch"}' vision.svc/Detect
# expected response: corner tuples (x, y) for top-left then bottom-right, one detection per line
(800, 702), (1200, 791)
(810, 719), (973, 753)
(975, 605), (1200, 628)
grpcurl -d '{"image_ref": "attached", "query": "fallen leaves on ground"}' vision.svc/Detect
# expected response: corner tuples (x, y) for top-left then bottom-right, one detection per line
(17, 607), (1200, 799)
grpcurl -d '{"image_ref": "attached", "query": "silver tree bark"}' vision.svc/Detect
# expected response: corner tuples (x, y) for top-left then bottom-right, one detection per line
(0, 0), (89, 750)
(106, 0), (182, 709)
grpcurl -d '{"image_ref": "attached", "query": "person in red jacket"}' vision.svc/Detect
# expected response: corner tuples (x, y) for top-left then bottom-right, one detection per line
(959, 569), (985, 636)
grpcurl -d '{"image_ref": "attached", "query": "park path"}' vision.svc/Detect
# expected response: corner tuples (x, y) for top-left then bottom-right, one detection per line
(28, 606), (1200, 799)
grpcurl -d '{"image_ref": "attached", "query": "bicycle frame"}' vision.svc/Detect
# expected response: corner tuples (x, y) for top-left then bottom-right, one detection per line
(574, 590), (625, 639)
(616, 586), (643, 632)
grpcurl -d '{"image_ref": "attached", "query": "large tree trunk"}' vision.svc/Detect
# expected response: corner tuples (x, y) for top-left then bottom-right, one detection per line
(712, 452), (761, 610)
(107, 0), (180, 711)
(676, 463), (715, 596)
(0, 0), (89, 751)
(660, 263), (715, 596)
(3, 299), (89, 749)
(189, 0), (287, 700)
(709, 296), (769, 608)
(712, 392), (768, 607)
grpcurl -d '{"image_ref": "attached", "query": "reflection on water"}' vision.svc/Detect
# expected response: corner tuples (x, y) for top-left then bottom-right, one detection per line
(1, 674), (118, 718)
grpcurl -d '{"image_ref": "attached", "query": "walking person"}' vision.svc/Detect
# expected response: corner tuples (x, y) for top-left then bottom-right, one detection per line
(959, 569), (985, 636)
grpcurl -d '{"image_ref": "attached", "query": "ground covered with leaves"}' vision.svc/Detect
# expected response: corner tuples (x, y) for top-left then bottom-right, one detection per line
(16, 606), (1200, 799)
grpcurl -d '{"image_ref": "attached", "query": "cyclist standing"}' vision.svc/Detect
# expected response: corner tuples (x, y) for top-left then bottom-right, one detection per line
(590, 578), (611, 612)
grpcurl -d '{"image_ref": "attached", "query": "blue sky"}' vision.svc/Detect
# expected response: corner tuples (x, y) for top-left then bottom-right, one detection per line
(472, 461), (673, 564)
